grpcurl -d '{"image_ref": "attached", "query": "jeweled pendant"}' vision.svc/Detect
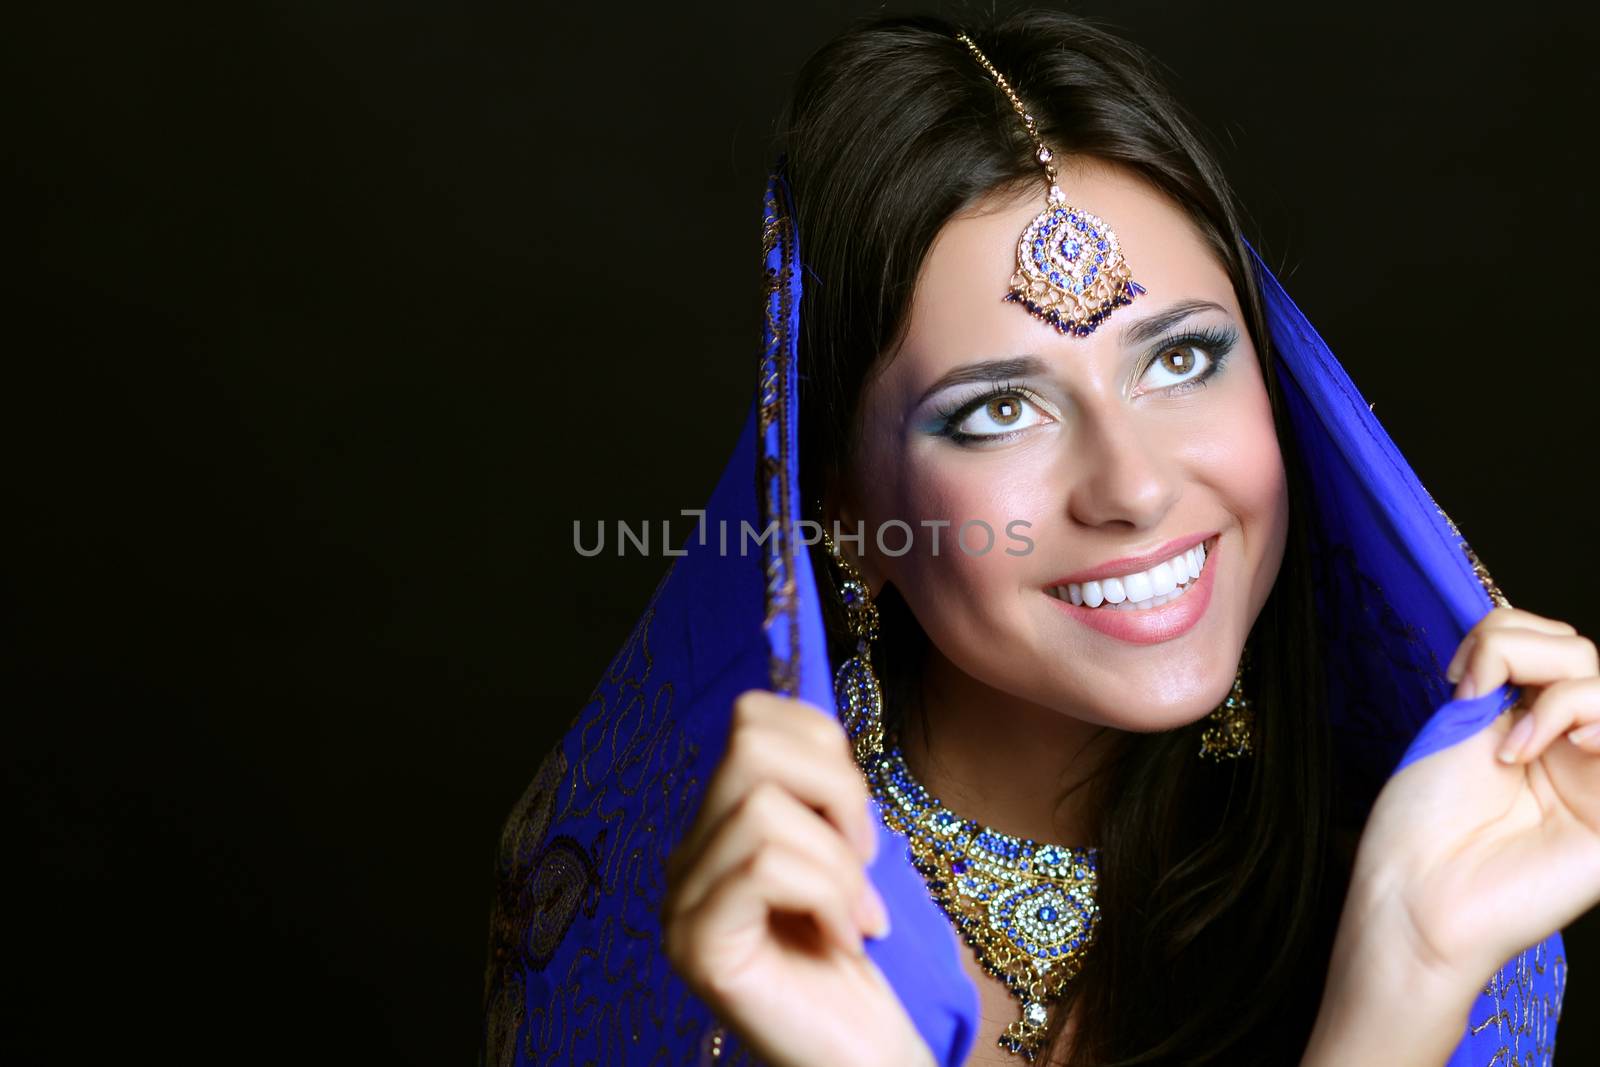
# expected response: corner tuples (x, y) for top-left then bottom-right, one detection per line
(865, 741), (1101, 1062)
(1006, 185), (1145, 338)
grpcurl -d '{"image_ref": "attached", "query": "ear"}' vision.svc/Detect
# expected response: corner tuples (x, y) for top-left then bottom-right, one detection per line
(822, 479), (888, 596)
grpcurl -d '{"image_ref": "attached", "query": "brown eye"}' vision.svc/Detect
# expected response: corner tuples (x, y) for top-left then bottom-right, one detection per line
(947, 389), (1050, 441)
(1140, 343), (1214, 390)
(1160, 347), (1196, 376)
(986, 397), (1022, 425)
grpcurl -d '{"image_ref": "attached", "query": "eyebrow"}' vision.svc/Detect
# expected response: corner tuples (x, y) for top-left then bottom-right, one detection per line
(1119, 298), (1230, 347)
(914, 355), (1048, 409)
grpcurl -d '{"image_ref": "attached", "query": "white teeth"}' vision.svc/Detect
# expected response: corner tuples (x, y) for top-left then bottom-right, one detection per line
(1056, 539), (1212, 612)
(1150, 560), (1177, 597)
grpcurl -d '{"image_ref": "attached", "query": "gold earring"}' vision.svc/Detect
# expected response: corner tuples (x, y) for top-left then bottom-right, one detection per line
(1198, 653), (1254, 761)
(822, 530), (884, 766)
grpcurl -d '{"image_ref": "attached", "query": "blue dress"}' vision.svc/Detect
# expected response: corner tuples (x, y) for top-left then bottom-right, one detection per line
(479, 171), (1566, 1066)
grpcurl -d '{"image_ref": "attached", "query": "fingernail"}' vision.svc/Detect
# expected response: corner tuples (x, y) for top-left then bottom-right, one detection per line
(859, 882), (890, 940)
(1455, 674), (1478, 702)
(858, 810), (880, 864)
(1569, 723), (1600, 746)
(1498, 714), (1535, 764)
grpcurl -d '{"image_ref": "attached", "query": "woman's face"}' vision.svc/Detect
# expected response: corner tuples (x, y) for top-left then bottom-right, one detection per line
(840, 159), (1288, 731)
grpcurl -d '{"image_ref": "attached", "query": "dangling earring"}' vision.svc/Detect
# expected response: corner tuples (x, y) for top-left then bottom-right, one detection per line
(822, 529), (884, 766)
(1198, 651), (1254, 761)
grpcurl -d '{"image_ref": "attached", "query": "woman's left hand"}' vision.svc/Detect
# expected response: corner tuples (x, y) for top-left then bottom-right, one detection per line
(1348, 605), (1600, 993)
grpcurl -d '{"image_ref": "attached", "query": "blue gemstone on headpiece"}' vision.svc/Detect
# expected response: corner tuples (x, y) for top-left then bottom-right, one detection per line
(1097, 239), (1107, 250)
(1095, 253), (1103, 264)
(1129, 280), (1146, 296)
(1049, 272), (1061, 283)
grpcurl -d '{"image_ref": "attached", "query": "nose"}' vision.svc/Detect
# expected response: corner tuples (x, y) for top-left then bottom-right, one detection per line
(1064, 405), (1181, 531)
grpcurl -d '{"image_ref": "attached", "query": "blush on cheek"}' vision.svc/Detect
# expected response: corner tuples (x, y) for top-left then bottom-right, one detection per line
(856, 452), (1047, 653)
(893, 447), (1057, 565)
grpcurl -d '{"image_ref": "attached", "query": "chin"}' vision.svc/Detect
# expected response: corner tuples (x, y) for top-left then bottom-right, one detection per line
(1041, 658), (1240, 734)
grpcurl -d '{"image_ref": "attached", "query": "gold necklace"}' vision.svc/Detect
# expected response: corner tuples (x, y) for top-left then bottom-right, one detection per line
(863, 736), (1101, 1062)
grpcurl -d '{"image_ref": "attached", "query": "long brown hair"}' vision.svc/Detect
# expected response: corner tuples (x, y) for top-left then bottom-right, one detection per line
(781, 11), (1346, 1064)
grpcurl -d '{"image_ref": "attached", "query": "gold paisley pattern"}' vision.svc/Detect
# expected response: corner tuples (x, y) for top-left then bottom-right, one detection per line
(482, 559), (731, 1064)
(483, 745), (588, 1067)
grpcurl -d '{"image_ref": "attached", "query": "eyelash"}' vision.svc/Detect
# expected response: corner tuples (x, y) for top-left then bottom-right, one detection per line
(932, 325), (1238, 445)
(932, 380), (1043, 445)
(1139, 325), (1237, 395)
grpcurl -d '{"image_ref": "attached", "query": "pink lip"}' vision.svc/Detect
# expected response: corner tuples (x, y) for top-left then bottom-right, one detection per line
(1045, 531), (1217, 587)
(1044, 535), (1219, 645)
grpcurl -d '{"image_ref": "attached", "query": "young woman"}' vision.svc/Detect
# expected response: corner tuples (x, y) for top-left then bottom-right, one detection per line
(484, 12), (1589, 1066)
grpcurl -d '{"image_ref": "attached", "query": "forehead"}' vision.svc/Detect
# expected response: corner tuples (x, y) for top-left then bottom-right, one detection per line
(895, 159), (1239, 365)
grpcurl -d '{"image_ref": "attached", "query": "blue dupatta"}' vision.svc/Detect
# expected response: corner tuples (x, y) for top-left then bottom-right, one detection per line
(480, 172), (1565, 1066)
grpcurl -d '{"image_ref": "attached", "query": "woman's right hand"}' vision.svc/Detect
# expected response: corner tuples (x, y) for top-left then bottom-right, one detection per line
(661, 690), (935, 1067)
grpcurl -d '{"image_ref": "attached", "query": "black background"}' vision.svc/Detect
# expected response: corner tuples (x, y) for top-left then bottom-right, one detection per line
(9, 2), (1599, 1062)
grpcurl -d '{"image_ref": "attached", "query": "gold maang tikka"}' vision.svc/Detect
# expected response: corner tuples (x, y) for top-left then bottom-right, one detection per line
(955, 32), (1145, 337)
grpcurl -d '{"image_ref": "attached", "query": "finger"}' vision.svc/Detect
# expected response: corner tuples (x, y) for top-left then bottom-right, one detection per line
(1454, 629), (1599, 702)
(668, 778), (883, 937)
(1448, 609), (1579, 683)
(678, 694), (874, 868)
(674, 691), (876, 874)
(1496, 676), (1600, 764)
(674, 840), (870, 982)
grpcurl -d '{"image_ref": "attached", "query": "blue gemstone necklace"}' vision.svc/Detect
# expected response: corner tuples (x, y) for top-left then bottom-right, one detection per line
(864, 738), (1101, 1063)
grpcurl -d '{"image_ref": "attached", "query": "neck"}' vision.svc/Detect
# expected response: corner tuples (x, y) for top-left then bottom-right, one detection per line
(896, 648), (1115, 848)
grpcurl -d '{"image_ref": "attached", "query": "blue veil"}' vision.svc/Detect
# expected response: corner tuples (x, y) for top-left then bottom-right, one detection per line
(480, 172), (1566, 1066)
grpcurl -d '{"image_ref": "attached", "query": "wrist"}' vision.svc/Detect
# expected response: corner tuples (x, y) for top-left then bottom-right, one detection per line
(1302, 878), (1481, 1065)
(887, 1029), (938, 1067)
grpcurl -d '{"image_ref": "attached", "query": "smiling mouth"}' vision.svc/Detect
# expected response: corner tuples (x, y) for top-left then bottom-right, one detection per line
(1046, 536), (1217, 611)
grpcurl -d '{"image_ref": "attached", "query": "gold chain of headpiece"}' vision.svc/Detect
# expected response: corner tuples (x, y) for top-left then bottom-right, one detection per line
(955, 33), (1058, 183)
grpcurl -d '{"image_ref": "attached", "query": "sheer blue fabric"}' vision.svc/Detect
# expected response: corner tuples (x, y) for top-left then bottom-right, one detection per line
(480, 172), (1565, 1066)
